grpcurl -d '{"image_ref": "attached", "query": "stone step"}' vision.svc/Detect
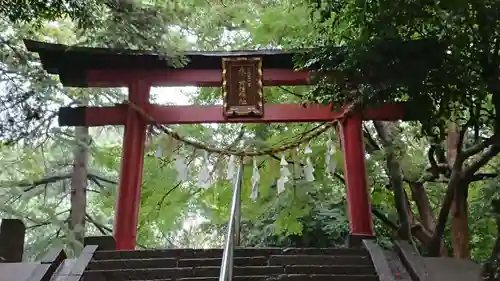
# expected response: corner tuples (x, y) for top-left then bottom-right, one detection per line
(83, 265), (377, 281)
(268, 255), (373, 266)
(187, 276), (379, 281)
(87, 257), (269, 270)
(125, 275), (379, 281)
(92, 248), (368, 261)
(87, 254), (372, 271)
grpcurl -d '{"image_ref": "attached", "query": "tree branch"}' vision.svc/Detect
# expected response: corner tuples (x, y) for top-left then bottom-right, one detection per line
(373, 121), (411, 240)
(470, 172), (499, 182)
(19, 174), (72, 192)
(278, 86), (303, 98)
(459, 135), (499, 161)
(88, 173), (117, 185)
(372, 206), (398, 230)
(363, 125), (381, 152)
(463, 144), (500, 178)
(333, 172), (345, 183)
(86, 213), (151, 249)
(85, 213), (111, 234)
(3, 172), (116, 195)
(483, 199), (500, 280)
(428, 169), (465, 256)
(457, 119), (475, 155)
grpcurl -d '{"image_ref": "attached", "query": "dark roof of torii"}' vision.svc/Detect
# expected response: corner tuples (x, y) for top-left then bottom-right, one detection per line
(24, 39), (446, 87)
(23, 39), (303, 74)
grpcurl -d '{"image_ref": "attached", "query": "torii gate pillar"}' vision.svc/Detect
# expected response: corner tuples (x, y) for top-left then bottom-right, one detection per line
(114, 80), (151, 250)
(341, 116), (375, 246)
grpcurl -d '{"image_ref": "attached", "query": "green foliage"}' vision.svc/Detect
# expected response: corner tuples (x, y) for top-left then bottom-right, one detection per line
(304, 0), (500, 138)
(1, 0), (100, 26)
(0, 0), (499, 269)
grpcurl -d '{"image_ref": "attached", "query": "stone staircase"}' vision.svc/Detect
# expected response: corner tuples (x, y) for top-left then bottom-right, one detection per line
(1, 221), (481, 281)
(78, 247), (382, 281)
(0, 219), (397, 281)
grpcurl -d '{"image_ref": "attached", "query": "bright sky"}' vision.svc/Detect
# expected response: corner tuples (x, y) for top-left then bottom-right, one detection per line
(151, 86), (196, 105)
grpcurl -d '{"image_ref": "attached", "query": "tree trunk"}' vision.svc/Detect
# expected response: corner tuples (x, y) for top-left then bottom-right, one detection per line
(447, 123), (471, 259)
(428, 122), (471, 257)
(483, 199), (500, 280)
(373, 205), (432, 246)
(409, 182), (435, 231)
(428, 167), (465, 256)
(70, 106), (89, 251)
(373, 121), (411, 241)
(409, 182), (448, 256)
(451, 187), (470, 258)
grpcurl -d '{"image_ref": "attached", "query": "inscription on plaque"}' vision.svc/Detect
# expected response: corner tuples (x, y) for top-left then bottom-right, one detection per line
(222, 57), (263, 117)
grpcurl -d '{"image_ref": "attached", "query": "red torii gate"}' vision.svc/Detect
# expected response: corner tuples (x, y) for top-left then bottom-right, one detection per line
(24, 40), (413, 250)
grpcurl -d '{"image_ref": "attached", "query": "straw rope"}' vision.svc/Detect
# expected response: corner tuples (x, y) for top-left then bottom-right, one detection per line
(128, 101), (360, 156)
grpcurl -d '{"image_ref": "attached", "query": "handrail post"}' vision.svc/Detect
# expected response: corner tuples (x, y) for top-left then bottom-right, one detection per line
(234, 162), (243, 247)
(218, 160), (244, 281)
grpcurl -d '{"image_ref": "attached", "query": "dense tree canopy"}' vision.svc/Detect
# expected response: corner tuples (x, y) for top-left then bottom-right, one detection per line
(1, 0), (500, 279)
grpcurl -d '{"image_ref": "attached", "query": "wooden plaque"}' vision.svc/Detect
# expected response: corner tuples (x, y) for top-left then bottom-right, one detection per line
(222, 57), (263, 117)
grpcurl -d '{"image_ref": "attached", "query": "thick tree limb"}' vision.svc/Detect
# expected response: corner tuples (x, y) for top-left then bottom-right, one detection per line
(463, 144), (500, 178)
(459, 135), (499, 161)
(408, 182), (435, 232)
(425, 144), (450, 181)
(373, 121), (411, 241)
(456, 119), (475, 156)
(372, 205), (434, 245)
(363, 125), (381, 152)
(427, 169), (464, 256)
(428, 136), (500, 256)
(470, 173), (499, 181)
(483, 199), (500, 280)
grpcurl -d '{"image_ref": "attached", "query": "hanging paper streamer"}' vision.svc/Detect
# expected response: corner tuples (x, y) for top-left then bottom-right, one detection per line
(226, 155), (236, 180)
(325, 138), (337, 175)
(304, 142), (313, 154)
(198, 151), (211, 189)
(154, 143), (163, 158)
(304, 142), (315, 182)
(304, 157), (315, 181)
(277, 154), (290, 194)
(175, 154), (188, 182)
(251, 158), (260, 201)
(280, 153), (288, 166)
(292, 148), (302, 176)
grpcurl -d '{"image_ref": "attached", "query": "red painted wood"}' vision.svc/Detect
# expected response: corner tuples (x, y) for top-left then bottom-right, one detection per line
(340, 116), (375, 237)
(86, 105), (127, 125)
(85, 69), (310, 87)
(114, 81), (150, 250)
(80, 103), (405, 126)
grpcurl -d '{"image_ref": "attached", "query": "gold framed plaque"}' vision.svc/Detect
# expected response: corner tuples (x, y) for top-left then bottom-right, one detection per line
(222, 57), (263, 117)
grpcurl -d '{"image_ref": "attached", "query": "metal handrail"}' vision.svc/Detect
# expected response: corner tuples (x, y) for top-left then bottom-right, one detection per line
(219, 161), (244, 281)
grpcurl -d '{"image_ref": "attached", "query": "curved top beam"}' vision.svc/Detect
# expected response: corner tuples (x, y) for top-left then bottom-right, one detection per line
(23, 39), (445, 88)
